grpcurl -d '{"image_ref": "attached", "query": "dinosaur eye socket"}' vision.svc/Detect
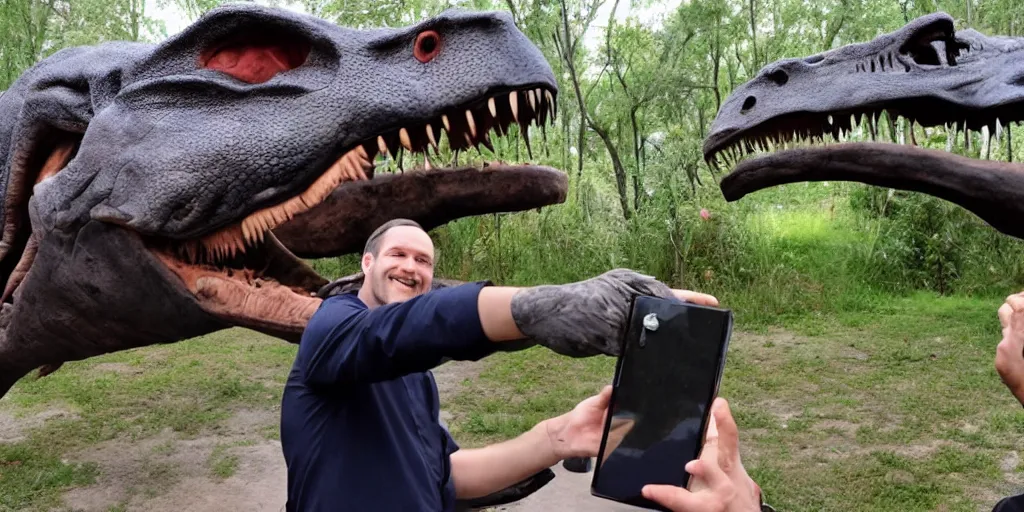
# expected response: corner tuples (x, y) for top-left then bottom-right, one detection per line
(414, 31), (442, 63)
(767, 69), (789, 85)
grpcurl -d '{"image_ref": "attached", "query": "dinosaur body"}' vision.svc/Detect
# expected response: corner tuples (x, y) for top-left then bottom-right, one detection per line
(703, 11), (1024, 240)
(0, 4), (565, 398)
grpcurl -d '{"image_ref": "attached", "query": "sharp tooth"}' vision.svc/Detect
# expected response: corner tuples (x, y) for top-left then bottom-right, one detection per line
(545, 91), (555, 120)
(488, 97), (497, 117)
(528, 89), (537, 110)
(442, 114), (450, 132)
(465, 110), (477, 138)
(509, 92), (519, 121)
(378, 136), (389, 156)
(399, 128), (413, 151)
(241, 221), (253, 245)
(424, 155), (432, 170)
(520, 123), (533, 160)
(426, 124), (437, 149)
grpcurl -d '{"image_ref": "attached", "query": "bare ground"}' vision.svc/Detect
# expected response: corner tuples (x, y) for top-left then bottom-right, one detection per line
(43, 359), (488, 512)
(59, 409), (285, 512)
(2, 327), (1010, 511)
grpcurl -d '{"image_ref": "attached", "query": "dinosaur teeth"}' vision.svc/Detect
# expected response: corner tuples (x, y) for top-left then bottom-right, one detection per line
(399, 128), (413, 151)
(378, 135), (389, 156)
(488, 97), (497, 117)
(545, 91), (555, 120)
(197, 147), (371, 266)
(442, 114), (450, 132)
(509, 92), (519, 122)
(465, 110), (477, 138)
(426, 124), (437, 149)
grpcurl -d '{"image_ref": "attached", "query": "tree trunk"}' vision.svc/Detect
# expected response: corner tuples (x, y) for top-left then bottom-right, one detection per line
(589, 120), (631, 220)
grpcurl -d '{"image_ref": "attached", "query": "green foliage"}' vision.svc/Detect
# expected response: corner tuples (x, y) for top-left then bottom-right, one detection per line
(850, 185), (1024, 296)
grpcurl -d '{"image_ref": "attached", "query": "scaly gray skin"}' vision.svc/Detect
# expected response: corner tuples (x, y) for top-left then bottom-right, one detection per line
(703, 12), (1024, 240)
(0, 3), (567, 398)
(511, 269), (679, 357)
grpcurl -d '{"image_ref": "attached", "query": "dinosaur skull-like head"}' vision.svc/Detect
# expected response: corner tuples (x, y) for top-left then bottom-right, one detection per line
(702, 12), (1024, 239)
(0, 4), (564, 390)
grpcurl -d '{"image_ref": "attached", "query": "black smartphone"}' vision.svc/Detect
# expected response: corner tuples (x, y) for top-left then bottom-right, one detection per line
(590, 295), (733, 511)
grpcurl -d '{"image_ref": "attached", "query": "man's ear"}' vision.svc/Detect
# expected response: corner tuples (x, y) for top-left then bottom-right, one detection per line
(360, 252), (373, 273)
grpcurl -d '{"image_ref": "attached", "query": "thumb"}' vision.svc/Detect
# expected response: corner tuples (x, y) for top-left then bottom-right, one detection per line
(594, 385), (613, 408)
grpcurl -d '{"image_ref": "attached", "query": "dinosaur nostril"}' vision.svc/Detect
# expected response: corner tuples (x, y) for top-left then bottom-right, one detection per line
(768, 69), (789, 85)
(742, 96), (757, 112)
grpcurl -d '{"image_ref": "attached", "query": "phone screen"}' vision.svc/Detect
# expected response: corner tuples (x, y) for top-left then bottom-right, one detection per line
(591, 296), (733, 510)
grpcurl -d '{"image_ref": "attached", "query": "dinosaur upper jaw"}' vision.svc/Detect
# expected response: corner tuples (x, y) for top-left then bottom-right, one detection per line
(139, 85), (564, 339)
(703, 100), (1024, 241)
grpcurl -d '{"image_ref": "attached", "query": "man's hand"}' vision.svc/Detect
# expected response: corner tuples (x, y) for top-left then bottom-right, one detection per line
(997, 292), (1024, 406)
(509, 269), (719, 357)
(641, 398), (761, 512)
(545, 385), (613, 459)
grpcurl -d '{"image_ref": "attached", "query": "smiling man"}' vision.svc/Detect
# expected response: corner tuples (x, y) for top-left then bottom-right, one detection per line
(279, 218), (719, 511)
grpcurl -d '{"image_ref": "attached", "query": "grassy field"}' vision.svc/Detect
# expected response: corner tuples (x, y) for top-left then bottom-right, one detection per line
(2, 291), (1021, 511)
(3, 189), (1024, 511)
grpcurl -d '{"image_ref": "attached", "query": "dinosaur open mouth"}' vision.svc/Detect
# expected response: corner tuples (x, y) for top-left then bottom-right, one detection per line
(702, 101), (1024, 240)
(148, 85), (561, 339)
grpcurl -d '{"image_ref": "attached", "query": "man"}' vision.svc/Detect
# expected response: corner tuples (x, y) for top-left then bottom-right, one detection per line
(280, 218), (719, 511)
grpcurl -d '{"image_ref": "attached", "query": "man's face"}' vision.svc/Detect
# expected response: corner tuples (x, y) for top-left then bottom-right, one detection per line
(362, 226), (435, 306)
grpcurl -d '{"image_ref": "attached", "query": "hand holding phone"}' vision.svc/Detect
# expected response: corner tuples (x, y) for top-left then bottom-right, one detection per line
(591, 295), (733, 511)
(641, 398), (764, 512)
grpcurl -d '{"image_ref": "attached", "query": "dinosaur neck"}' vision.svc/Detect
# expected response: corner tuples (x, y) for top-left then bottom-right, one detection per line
(0, 302), (29, 398)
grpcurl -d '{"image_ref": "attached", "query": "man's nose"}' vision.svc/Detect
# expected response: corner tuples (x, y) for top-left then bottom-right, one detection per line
(399, 257), (417, 272)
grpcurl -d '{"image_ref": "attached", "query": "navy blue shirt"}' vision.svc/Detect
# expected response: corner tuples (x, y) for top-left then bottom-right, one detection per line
(280, 282), (498, 512)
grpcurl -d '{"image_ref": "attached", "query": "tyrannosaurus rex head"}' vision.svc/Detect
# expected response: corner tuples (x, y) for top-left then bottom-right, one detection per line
(702, 12), (1024, 240)
(0, 4), (564, 395)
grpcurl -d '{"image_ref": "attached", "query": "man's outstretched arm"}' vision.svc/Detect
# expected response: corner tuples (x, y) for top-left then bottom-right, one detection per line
(300, 269), (718, 387)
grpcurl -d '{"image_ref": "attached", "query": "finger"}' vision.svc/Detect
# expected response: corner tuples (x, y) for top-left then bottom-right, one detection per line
(673, 290), (720, 307)
(1010, 295), (1024, 313)
(1001, 303), (1014, 329)
(642, 484), (700, 510)
(588, 385), (613, 411)
(711, 399), (740, 473)
(688, 451), (731, 490)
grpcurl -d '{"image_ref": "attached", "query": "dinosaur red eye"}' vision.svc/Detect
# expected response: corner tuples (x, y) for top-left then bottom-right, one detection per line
(414, 31), (442, 63)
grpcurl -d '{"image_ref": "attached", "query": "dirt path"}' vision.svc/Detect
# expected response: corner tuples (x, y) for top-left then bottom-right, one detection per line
(34, 358), (635, 512)
(45, 359), (494, 512)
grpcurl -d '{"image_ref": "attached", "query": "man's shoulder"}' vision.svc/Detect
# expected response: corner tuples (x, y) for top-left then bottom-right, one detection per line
(319, 292), (366, 313)
(303, 292), (366, 334)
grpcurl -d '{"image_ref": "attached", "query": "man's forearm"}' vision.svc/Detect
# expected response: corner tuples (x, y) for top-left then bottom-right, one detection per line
(477, 286), (526, 341)
(450, 418), (562, 500)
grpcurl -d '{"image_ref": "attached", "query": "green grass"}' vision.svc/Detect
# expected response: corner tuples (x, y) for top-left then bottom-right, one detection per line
(440, 284), (1021, 512)
(3, 182), (1024, 510)
(0, 330), (294, 511)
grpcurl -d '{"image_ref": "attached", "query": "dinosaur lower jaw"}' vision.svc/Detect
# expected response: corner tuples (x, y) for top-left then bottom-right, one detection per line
(150, 230), (326, 341)
(719, 142), (1024, 240)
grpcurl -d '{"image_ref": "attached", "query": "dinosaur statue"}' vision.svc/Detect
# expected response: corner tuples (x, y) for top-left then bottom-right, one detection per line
(0, 3), (575, 508)
(703, 11), (1024, 243)
(0, 2), (568, 397)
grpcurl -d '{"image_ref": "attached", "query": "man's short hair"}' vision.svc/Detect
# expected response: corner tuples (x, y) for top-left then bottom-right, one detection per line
(363, 218), (424, 256)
